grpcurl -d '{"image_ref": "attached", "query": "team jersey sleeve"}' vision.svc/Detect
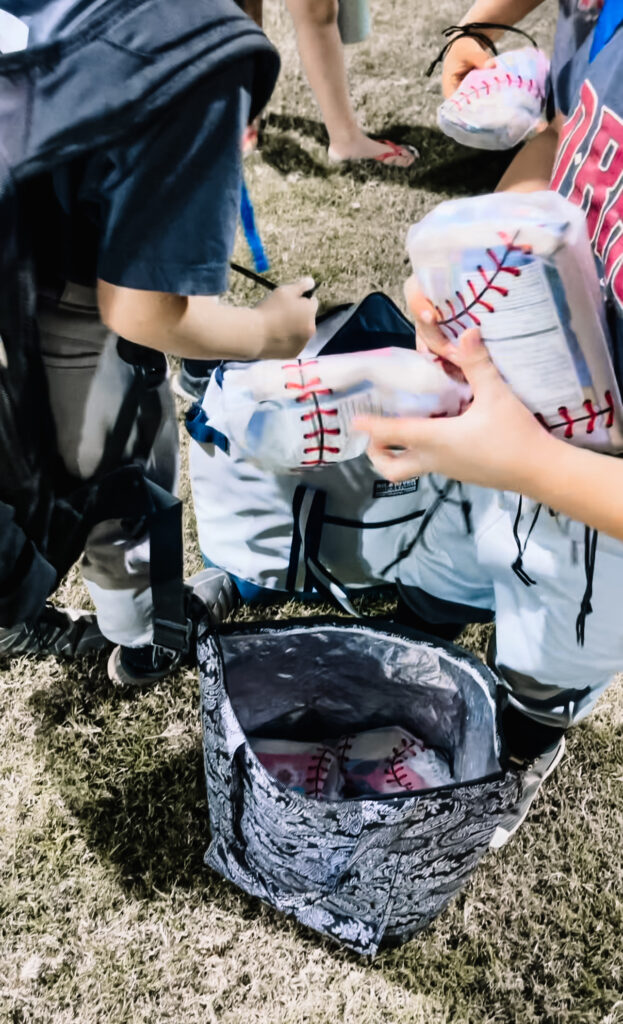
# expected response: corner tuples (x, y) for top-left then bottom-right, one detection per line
(87, 60), (252, 296)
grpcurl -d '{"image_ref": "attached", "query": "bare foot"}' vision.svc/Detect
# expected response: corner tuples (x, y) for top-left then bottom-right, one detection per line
(328, 135), (418, 167)
(242, 117), (261, 157)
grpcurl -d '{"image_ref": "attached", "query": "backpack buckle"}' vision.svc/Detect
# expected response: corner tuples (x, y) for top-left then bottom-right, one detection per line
(152, 615), (192, 654)
(117, 337), (166, 389)
(136, 358), (166, 390)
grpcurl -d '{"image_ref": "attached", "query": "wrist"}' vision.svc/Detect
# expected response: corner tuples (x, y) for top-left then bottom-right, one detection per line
(458, 2), (515, 42)
(453, 26), (498, 47)
(251, 304), (271, 359)
(457, 24), (503, 44)
(507, 429), (565, 500)
(179, 300), (267, 361)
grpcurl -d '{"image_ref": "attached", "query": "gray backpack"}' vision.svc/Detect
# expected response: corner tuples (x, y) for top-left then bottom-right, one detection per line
(187, 294), (468, 609)
(198, 617), (520, 956)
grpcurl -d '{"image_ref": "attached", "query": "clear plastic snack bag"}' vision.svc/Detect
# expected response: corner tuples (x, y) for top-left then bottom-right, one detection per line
(209, 347), (470, 472)
(438, 47), (550, 150)
(407, 190), (623, 452)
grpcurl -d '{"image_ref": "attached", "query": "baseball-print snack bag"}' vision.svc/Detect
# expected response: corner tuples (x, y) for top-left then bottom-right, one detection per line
(249, 726), (452, 800)
(407, 190), (623, 453)
(199, 617), (521, 956)
(438, 47), (550, 150)
(195, 346), (469, 473)
(249, 737), (342, 799)
(337, 726), (453, 797)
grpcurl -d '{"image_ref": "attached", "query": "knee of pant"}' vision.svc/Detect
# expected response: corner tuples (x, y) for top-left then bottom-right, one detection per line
(287, 0), (339, 28)
(494, 658), (603, 730)
(397, 582), (494, 628)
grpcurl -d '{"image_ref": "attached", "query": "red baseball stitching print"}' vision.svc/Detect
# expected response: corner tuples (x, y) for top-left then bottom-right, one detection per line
(434, 231), (530, 338)
(336, 734), (354, 772)
(282, 358), (341, 466)
(538, 392), (615, 438)
(384, 736), (421, 792)
(428, 226), (616, 438)
(450, 71), (542, 112)
(305, 746), (334, 798)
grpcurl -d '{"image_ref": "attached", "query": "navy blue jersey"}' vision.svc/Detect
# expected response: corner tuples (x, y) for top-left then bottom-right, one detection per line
(31, 61), (252, 295)
(19, 0), (110, 43)
(24, 2), (254, 296)
(550, 1), (623, 321)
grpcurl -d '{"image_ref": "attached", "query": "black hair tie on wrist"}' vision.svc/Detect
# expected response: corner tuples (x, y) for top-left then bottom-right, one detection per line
(425, 22), (539, 78)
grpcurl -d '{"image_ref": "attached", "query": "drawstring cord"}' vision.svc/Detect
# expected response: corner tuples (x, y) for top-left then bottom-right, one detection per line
(381, 478), (471, 576)
(511, 496), (542, 586)
(512, 498), (599, 645)
(457, 481), (473, 535)
(425, 22), (538, 78)
(576, 526), (598, 646)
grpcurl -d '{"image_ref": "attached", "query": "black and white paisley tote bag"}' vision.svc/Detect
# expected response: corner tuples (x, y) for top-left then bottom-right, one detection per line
(198, 617), (521, 956)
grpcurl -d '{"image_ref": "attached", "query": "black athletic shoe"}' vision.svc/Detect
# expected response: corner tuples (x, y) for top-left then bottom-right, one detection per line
(490, 736), (566, 849)
(171, 359), (220, 403)
(107, 568), (237, 687)
(107, 643), (182, 688)
(0, 605), (110, 659)
(501, 703), (566, 763)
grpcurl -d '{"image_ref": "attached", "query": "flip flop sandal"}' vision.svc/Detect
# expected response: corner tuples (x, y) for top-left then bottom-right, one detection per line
(327, 139), (419, 166)
(242, 123), (259, 157)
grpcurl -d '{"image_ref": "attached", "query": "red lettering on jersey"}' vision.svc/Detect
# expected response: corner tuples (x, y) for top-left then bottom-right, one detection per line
(603, 229), (623, 307)
(551, 81), (623, 308)
(567, 107), (623, 245)
(551, 81), (598, 191)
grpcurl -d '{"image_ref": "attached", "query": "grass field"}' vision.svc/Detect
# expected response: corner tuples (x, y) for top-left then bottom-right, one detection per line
(2, 1), (623, 1021)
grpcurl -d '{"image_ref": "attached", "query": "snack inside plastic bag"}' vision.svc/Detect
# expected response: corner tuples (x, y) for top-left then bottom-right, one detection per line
(206, 347), (470, 472)
(407, 191), (623, 452)
(250, 737), (342, 799)
(250, 725), (453, 801)
(438, 47), (550, 150)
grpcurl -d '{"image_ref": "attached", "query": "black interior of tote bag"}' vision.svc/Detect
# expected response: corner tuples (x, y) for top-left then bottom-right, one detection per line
(218, 623), (502, 787)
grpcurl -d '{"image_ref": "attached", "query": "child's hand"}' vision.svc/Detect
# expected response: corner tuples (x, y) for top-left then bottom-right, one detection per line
(255, 278), (318, 359)
(354, 328), (551, 489)
(441, 36), (493, 98)
(404, 274), (456, 359)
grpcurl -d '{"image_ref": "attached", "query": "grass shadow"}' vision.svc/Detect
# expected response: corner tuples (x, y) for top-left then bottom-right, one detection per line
(262, 111), (329, 147)
(259, 133), (329, 180)
(390, 122), (519, 195)
(259, 113), (516, 194)
(29, 661), (213, 898)
(259, 112), (329, 179)
(24, 652), (623, 1024)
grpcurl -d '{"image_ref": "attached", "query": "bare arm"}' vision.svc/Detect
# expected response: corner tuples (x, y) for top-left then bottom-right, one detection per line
(373, 10), (623, 534)
(97, 278), (318, 361)
(495, 113), (565, 193)
(458, 0), (546, 34)
(441, 0), (548, 96)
